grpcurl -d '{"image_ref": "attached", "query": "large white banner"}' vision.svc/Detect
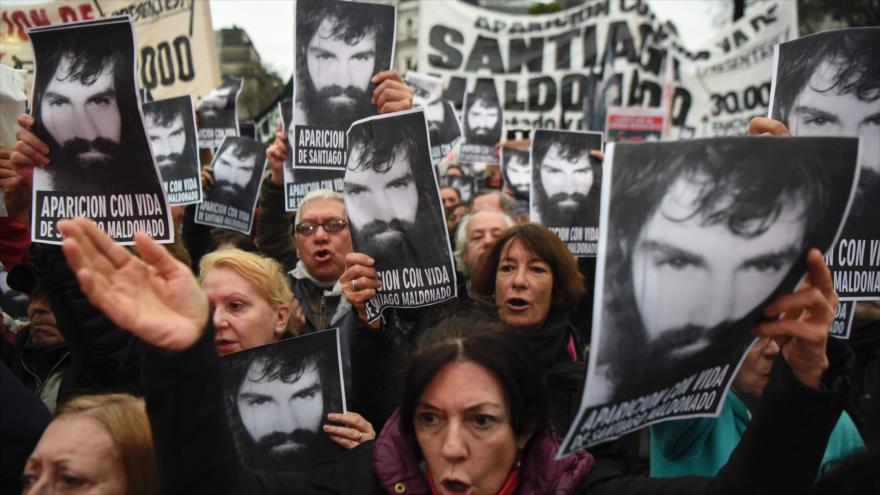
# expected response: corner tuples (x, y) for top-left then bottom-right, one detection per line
(418, 0), (797, 138)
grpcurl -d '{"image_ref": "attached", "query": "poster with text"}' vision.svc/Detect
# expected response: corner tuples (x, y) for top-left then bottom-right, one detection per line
(830, 301), (856, 340)
(459, 82), (503, 164)
(197, 77), (242, 149)
(604, 106), (665, 142)
(530, 129), (603, 257)
(28, 16), (172, 245)
(559, 136), (859, 453)
(220, 329), (346, 472)
(194, 136), (267, 235)
(292, 0), (396, 169)
(344, 109), (457, 322)
(405, 71), (444, 108)
(143, 95), (201, 205)
(769, 28), (880, 301)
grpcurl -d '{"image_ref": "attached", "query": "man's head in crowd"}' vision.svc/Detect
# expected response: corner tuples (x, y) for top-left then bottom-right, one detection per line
(439, 186), (461, 217)
(8, 264), (64, 349)
(345, 117), (440, 265)
(502, 147), (530, 198)
(604, 140), (838, 384)
(472, 190), (516, 217)
(143, 102), (190, 177)
(294, 190), (353, 283)
(224, 342), (341, 470)
(454, 210), (513, 276)
(296, 0), (392, 126)
(532, 133), (600, 226)
(31, 29), (142, 189)
(464, 90), (502, 146)
(212, 138), (261, 205)
(446, 203), (470, 238)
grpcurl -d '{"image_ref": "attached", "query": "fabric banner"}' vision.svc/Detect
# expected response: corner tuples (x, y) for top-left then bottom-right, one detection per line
(1, 0), (220, 101)
(417, 0), (797, 139)
(559, 136), (859, 453)
(143, 95), (202, 205)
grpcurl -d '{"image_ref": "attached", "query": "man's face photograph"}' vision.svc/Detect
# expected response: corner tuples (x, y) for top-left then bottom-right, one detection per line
(538, 143), (593, 224)
(41, 54), (121, 171)
(236, 356), (324, 468)
(465, 98), (500, 144)
(344, 145), (419, 254)
(305, 17), (376, 124)
(213, 145), (256, 200)
(503, 149), (530, 196)
(200, 84), (236, 121)
(629, 174), (805, 362)
(145, 111), (186, 174)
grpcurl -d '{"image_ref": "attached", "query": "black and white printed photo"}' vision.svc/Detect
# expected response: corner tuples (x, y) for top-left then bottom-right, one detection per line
(198, 77), (243, 148)
(770, 27), (880, 300)
(220, 329), (346, 471)
(344, 109), (456, 321)
(459, 84), (503, 164)
(530, 130), (603, 257)
(28, 17), (172, 245)
(501, 146), (530, 200)
(441, 174), (476, 204)
(143, 95), (202, 205)
(293, 0), (396, 169)
(195, 136), (267, 235)
(561, 137), (859, 452)
(425, 99), (462, 164)
(404, 71), (444, 108)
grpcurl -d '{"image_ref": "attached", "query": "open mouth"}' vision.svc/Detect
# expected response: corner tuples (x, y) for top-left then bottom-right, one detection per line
(215, 338), (238, 354)
(313, 249), (332, 262)
(505, 297), (530, 312)
(440, 479), (473, 495)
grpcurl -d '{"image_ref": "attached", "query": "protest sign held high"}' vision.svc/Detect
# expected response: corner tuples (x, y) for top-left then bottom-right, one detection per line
(198, 77), (243, 149)
(292, 0), (396, 170)
(770, 27), (880, 301)
(530, 129), (603, 257)
(459, 81), (503, 165)
(143, 95), (201, 206)
(195, 136), (267, 235)
(406, 71), (462, 165)
(220, 329), (346, 472)
(28, 16), (172, 245)
(344, 108), (457, 323)
(501, 144), (529, 213)
(404, 71), (444, 108)
(559, 136), (859, 453)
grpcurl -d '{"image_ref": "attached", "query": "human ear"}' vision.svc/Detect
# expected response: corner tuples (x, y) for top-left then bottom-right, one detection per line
(275, 305), (291, 335)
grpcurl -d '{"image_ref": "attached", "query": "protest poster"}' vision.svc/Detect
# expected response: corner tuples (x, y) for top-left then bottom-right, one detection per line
(1, 0), (220, 101)
(404, 71), (444, 108)
(459, 81), (503, 164)
(769, 28), (880, 301)
(604, 106), (665, 142)
(530, 129), (603, 257)
(441, 174), (477, 204)
(194, 136), (267, 235)
(143, 95), (201, 205)
(830, 301), (856, 340)
(292, 0), (396, 169)
(198, 77), (243, 149)
(406, 71), (463, 165)
(559, 136), (859, 454)
(500, 145), (530, 204)
(28, 16), (172, 245)
(343, 108), (457, 322)
(220, 329), (346, 472)
(279, 98), (345, 211)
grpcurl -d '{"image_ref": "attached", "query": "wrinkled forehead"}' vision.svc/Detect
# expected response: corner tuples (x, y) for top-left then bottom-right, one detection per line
(299, 197), (346, 222)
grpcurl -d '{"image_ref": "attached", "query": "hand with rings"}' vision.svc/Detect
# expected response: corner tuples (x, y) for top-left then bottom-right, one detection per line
(323, 411), (376, 449)
(351, 278), (359, 291)
(340, 252), (382, 325)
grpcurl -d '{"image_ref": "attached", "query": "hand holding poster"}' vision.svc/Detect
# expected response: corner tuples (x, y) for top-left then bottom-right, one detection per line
(195, 136), (267, 235)
(197, 77), (243, 149)
(143, 95), (202, 205)
(559, 136), (859, 454)
(459, 82), (503, 165)
(530, 129), (603, 257)
(292, 0), (396, 169)
(220, 329), (346, 471)
(343, 109), (457, 322)
(769, 27), (880, 301)
(404, 71), (444, 108)
(28, 16), (172, 245)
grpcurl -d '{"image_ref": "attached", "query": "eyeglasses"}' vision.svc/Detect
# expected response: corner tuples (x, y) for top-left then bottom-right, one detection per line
(294, 219), (348, 236)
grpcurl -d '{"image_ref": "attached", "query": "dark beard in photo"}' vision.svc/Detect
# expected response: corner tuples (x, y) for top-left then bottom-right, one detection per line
(466, 126), (498, 147)
(303, 84), (375, 127)
(49, 137), (123, 191)
(539, 192), (590, 226)
(252, 428), (323, 471)
(157, 154), (187, 178)
(212, 180), (247, 207)
(354, 218), (420, 266)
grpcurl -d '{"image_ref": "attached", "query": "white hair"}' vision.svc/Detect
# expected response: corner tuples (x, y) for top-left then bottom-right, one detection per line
(454, 209), (514, 276)
(294, 189), (345, 225)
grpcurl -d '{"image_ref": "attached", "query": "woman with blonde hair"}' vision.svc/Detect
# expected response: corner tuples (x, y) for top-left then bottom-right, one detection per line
(22, 393), (156, 495)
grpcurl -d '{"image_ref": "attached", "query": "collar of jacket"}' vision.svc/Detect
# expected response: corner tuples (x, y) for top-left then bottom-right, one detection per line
(290, 261), (352, 325)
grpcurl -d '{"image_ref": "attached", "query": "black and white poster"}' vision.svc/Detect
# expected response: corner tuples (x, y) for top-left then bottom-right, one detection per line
(194, 136), (267, 235)
(344, 109), (457, 322)
(404, 71), (444, 108)
(292, 0), (396, 169)
(406, 71), (463, 165)
(459, 83), (503, 165)
(28, 16), (172, 245)
(530, 130), (603, 257)
(830, 301), (856, 340)
(559, 136), (859, 453)
(501, 145), (530, 215)
(198, 77), (243, 149)
(143, 95), (202, 205)
(441, 174), (476, 205)
(770, 28), (880, 301)
(280, 98), (345, 211)
(220, 329), (346, 471)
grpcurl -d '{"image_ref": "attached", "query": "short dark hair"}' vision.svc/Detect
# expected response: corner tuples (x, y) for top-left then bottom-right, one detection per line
(400, 310), (549, 440)
(469, 223), (585, 313)
(143, 100), (184, 129)
(772, 28), (880, 126)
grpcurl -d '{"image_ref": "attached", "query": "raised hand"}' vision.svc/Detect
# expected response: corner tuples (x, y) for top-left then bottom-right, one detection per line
(11, 114), (49, 173)
(59, 217), (209, 351)
(339, 252), (382, 326)
(266, 129), (288, 185)
(754, 249), (836, 389)
(371, 70), (413, 114)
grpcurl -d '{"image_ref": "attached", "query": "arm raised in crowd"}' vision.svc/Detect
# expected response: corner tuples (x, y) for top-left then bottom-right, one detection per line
(255, 129), (299, 270)
(371, 71), (413, 114)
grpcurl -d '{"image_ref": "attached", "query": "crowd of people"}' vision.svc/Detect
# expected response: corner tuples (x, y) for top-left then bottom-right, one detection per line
(1, 12), (878, 495)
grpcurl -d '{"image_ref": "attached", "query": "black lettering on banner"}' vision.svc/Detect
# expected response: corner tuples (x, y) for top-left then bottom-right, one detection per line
(140, 36), (195, 90)
(710, 82), (771, 116)
(294, 126), (347, 168)
(830, 300), (855, 340)
(428, 25), (464, 69)
(35, 191), (169, 243)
